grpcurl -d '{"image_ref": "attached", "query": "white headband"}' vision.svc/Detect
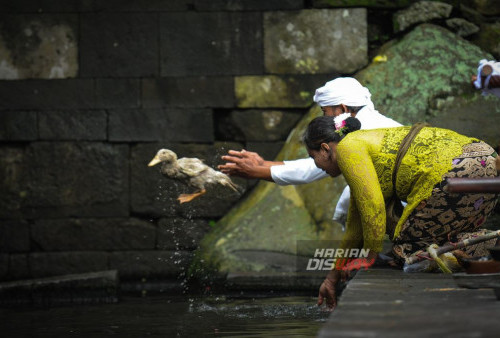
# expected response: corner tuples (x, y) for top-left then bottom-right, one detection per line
(313, 77), (372, 107)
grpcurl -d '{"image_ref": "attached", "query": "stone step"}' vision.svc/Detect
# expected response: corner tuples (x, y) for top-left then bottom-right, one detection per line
(0, 270), (119, 307)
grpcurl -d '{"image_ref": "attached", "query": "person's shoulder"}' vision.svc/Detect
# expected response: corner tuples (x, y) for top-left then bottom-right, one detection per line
(356, 109), (402, 129)
(337, 131), (370, 151)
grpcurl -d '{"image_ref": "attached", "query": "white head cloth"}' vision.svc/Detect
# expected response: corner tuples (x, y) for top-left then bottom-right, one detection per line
(313, 77), (374, 110)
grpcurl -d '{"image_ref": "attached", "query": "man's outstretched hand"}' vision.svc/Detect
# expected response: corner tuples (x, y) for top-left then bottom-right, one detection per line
(218, 149), (282, 181)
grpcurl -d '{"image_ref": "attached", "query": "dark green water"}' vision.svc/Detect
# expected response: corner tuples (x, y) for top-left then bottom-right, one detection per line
(0, 295), (329, 337)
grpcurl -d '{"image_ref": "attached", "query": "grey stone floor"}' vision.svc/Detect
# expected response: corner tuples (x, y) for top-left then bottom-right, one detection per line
(318, 268), (500, 338)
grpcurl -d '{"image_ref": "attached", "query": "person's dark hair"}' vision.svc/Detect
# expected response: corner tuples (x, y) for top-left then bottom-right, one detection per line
(303, 116), (361, 150)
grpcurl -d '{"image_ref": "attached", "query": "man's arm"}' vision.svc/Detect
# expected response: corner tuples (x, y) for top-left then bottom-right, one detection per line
(219, 150), (329, 184)
(270, 158), (329, 185)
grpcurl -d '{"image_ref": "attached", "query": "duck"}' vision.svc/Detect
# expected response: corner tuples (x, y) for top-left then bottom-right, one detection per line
(148, 149), (239, 203)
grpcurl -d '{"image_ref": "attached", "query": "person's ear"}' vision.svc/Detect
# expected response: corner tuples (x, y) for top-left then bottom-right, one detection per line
(340, 104), (348, 114)
(320, 143), (330, 154)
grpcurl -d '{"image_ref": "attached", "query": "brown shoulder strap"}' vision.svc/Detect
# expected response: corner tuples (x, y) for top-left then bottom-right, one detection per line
(392, 122), (429, 195)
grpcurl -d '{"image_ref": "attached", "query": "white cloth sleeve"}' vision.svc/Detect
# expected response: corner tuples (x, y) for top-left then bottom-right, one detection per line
(333, 185), (350, 230)
(270, 158), (329, 185)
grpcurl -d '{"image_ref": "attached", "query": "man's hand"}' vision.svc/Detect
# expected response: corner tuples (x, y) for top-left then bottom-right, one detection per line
(223, 149), (265, 167)
(218, 149), (282, 181)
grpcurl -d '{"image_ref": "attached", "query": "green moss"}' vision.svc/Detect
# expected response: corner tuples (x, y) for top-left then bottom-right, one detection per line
(357, 24), (492, 124)
(235, 76), (313, 108)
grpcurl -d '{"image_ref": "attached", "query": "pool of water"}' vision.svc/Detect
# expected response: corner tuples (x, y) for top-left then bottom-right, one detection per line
(0, 294), (330, 337)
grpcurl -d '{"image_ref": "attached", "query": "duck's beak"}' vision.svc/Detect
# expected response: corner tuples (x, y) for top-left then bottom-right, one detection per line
(148, 156), (161, 167)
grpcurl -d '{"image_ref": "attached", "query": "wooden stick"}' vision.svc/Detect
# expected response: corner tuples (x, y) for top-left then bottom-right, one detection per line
(445, 177), (500, 193)
(406, 230), (500, 265)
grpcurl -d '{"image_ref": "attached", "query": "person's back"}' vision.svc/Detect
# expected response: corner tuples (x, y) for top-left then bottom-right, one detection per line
(337, 126), (493, 243)
(340, 127), (478, 195)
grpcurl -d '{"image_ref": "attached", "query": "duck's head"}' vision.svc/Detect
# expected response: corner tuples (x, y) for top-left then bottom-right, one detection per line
(148, 149), (178, 167)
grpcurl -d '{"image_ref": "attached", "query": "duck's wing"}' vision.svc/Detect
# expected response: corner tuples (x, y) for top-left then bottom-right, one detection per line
(177, 157), (208, 177)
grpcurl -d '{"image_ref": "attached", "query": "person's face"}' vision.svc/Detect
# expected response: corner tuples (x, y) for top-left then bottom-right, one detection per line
(321, 105), (344, 117)
(307, 142), (341, 177)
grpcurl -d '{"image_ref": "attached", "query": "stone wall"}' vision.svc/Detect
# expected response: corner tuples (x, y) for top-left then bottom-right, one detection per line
(0, 0), (499, 289)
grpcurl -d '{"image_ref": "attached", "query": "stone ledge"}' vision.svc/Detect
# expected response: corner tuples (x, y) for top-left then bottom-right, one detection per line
(0, 270), (119, 307)
(225, 272), (325, 291)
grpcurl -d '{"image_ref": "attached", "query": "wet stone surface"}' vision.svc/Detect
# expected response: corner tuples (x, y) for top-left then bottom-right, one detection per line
(319, 268), (500, 338)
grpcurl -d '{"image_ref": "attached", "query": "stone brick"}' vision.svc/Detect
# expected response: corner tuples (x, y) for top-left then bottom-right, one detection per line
(216, 109), (304, 142)
(22, 142), (129, 218)
(38, 110), (107, 141)
(142, 77), (234, 108)
(0, 79), (94, 110)
(0, 0), (191, 13)
(394, 1), (452, 32)
(160, 12), (263, 76)
(194, 0), (303, 11)
(0, 0), (87, 13)
(130, 142), (246, 217)
(31, 218), (157, 251)
(157, 218), (211, 250)
(445, 18), (479, 37)
(0, 14), (78, 79)
(109, 108), (213, 143)
(29, 251), (109, 278)
(108, 250), (193, 280)
(37, 0), (80, 12)
(0, 254), (8, 280)
(0, 0), (41, 13)
(0, 111), (37, 141)
(264, 9), (368, 74)
(95, 79), (141, 109)
(245, 141), (285, 162)
(312, 0), (412, 8)
(0, 145), (29, 219)
(80, 0), (190, 12)
(0, 220), (30, 253)
(7, 254), (30, 281)
(80, 13), (158, 77)
(235, 74), (332, 108)
(2, 1), (191, 13)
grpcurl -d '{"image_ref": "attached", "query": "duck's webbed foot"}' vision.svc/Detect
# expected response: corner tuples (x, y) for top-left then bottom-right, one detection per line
(177, 189), (207, 204)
